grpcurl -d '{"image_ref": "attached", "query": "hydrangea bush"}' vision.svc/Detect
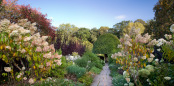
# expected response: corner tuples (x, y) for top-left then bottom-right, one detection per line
(111, 27), (156, 86)
(0, 19), (62, 85)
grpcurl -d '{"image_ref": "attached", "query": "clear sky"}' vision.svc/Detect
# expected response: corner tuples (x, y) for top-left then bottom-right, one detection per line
(17, 0), (159, 29)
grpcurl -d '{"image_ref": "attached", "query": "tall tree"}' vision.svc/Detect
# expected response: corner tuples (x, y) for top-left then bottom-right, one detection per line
(153, 0), (174, 39)
(98, 26), (109, 35)
(123, 22), (145, 35)
(56, 23), (78, 44)
(134, 19), (146, 25)
(74, 28), (91, 41)
(113, 20), (131, 38)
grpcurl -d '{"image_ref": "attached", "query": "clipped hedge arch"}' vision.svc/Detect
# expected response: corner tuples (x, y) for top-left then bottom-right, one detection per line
(92, 33), (120, 62)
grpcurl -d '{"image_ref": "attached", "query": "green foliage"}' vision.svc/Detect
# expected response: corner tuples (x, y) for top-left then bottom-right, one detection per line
(78, 72), (93, 86)
(162, 43), (174, 62)
(123, 22), (145, 35)
(112, 74), (127, 86)
(82, 51), (104, 69)
(113, 20), (131, 38)
(93, 33), (120, 55)
(47, 56), (67, 78)
(74, 58), (88, 68)
(89, 67), (101, 74)
(74, 28), (91, 41)
(56, 23), (79, 44)
(152, 0), (174, 39)
(98, 26), (109, 35)
(66, 65), (86, 78)
(75, 51), (104, 71)
(134, 19), (146, 25)
(82, 41), (93, 51)
(30, 78), (84, 86)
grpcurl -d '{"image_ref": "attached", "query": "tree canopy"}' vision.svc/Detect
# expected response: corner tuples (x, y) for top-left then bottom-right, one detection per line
(144, 0), (174, 39)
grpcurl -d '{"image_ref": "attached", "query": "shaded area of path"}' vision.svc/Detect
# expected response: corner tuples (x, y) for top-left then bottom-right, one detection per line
(91, 63), (112, 86)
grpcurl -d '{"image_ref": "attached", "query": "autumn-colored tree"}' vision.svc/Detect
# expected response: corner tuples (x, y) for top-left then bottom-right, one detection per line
(152, 0), (174, 39)
(0, 0), (55, 42)
(0, 0), (19, 22)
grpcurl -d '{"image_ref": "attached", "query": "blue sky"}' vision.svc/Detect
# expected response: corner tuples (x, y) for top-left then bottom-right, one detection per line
(17, 0), (158, 29)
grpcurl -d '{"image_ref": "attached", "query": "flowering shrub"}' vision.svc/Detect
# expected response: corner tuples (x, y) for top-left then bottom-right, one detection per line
(161, 24), (174, 62)
(111, 27), (156, 86)
(0, 19), (61, 84)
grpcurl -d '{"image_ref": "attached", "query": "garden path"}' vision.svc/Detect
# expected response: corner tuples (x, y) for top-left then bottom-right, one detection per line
(91, 63), (112, 86)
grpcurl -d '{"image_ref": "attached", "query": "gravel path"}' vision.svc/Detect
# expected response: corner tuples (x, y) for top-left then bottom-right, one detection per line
(91, 63), (112, 86)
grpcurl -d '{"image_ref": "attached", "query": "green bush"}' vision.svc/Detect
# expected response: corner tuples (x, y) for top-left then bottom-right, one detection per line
(82, 51), (104, 69)
(78, 72), (93, 86)
(74, 58), (88, 68)
(112, 74), (127, 86)
(66, 65), (86, 78)
(47, 56), (68, 78)
(93, 33), (120, 55)
(89, 67), (102, 74)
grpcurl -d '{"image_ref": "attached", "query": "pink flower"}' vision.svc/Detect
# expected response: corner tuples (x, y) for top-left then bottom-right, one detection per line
(28, 78), (35, 84)
(46, 62), (51, 67)
(35, 47), (42, 52)
(42, 46), (50, 52)
(43, 52), (52, 58)
(49, 44), (55, 53)
(124, 41), (132, 47)
(54, 53), (62, 59)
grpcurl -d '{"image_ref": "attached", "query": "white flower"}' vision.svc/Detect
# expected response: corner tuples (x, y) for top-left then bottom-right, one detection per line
(39, 65), (44, 68)
(42, 41), (48, 46)
(23, 77), (27, 80)
(17, 75), (21, 78)
(123, 71), (129, 78)
(155, 59), (159, 62)
(141, 56), (146, 60)
(124, 83), (128, 86)
(157, 49), (161, 52)
(124, 41), (132, 47)
(9, 30), (18, 36)
(5, 46), (11, 50)
(28, 78), (35, 84)
(125, 78), (130, 83)
(150, 54), (155, 58)
(24, 37), (32, 41)
(149, 83), (151, 85)
(129, 82), (134, 86)
(0, 19), (10, 27)
(147, 79), (149, 82)
(148, 58), (153, 62)
(41, 36), (48, 40)
(134, 57), (138, 62)
(117, 44), (122, 48)
(170, 24), (174, 33)
(164, 77), (171, 80)
(21, 49), (26, 54)
(156, 42), (163, 47)
(4, 67), (11, 72)
(22, 67), (25, 70)
(164, 34), (172, 40)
